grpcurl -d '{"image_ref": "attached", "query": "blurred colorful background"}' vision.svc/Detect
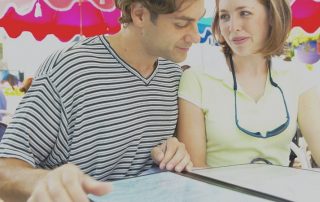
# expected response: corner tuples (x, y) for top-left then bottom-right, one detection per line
(0, 0), (319, 123)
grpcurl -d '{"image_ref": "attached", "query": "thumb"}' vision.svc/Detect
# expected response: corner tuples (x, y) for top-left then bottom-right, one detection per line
(82, 175), (112, 196)
(151, 146), (165, 165)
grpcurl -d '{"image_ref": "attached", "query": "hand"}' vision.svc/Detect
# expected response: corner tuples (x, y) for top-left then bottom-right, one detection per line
(27, 164), (112, 202)
(151, 137), (193, 172)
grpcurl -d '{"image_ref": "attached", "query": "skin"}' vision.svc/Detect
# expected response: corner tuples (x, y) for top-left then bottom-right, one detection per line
(139, 0), (205, 64)
(0, 0), (206, 201)
(218, 0), (269, 57)
(108, 0), (205, 78)
(298, 87), (320, 166)
(218, 0), (269, 101)
(177, 0), (320, 167)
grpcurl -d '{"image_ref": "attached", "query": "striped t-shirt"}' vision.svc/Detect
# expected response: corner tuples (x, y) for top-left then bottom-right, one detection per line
(0, 35), (182, 181)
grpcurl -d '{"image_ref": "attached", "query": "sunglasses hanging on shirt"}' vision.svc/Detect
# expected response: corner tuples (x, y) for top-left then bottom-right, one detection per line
(229, 55), (290, 138)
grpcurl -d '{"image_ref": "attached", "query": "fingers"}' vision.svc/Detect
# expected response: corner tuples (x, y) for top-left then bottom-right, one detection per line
(27, 181), (53, 202)
(82, 175), (112, 196)
(158, 138), (177, 169)
(174, 153), (193, 172)
(47, 171), (74, 202)
(61, 168), (90, 202)
(151, 145), (165, 166)
(156, 137), (193, 172)
(164, 140), (189, 172)
(27, 164), (111, 202)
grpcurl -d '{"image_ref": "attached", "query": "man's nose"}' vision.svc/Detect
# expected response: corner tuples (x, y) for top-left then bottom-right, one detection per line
(186, 23), (201, 44)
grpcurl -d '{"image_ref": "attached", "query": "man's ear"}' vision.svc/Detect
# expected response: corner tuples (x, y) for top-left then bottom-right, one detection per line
(130, 2), (150, 27)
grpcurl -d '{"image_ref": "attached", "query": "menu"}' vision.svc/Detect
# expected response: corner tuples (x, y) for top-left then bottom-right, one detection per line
(89, 171), (274, 202)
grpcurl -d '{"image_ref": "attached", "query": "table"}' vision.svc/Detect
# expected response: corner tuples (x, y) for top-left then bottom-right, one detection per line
(89, 164), (320, 202)
(191, 164), (320, 202)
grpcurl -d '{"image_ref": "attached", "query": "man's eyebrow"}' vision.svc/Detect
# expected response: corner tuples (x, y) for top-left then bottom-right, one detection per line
(174, 10), (206, 21)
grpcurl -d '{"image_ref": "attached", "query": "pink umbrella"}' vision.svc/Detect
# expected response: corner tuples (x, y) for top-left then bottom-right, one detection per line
(0, 0), (36, 18)
(44, 0), (115, 11)
(0, 0), (121, 42)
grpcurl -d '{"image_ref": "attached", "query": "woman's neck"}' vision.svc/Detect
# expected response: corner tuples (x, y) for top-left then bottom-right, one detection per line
(231, 54), (268, 76)
(229, 54), (269, 102)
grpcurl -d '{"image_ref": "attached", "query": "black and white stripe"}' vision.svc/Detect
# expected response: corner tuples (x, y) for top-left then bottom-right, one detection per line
(0, 35), (181, 181)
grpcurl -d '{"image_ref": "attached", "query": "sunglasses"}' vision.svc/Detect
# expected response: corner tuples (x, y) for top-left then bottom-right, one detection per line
(229, 56), (290, 138)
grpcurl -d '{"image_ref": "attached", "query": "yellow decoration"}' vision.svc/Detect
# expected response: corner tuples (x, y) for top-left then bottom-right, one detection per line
(4, 87), (24, 96)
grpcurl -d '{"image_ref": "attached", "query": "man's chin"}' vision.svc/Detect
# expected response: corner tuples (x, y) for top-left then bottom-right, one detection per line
(166, 54), (188, 63)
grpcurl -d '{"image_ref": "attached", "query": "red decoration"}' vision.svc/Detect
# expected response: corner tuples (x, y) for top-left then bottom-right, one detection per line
(291, 0), (320, 33)
(0, 0), (120, 42)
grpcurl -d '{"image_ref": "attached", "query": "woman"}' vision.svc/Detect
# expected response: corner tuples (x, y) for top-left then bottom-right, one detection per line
(177, 0), (320, 167)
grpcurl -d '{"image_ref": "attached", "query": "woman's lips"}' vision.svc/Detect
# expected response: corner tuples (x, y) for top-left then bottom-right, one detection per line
(232, 37), (249, 45)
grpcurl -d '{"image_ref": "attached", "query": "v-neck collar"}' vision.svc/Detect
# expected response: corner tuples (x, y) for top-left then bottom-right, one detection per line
(99, 35), (159, 85)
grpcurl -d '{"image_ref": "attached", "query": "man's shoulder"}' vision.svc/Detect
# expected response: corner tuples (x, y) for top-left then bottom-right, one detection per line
(60, 35), (107, 56)
(36, 36), (111, 77)
(157, 58), (182, 74)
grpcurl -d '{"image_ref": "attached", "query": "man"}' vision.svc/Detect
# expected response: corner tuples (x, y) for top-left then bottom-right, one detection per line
(0, 0), (205, 201)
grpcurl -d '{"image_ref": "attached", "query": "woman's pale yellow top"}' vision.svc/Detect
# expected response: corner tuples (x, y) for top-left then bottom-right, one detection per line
(178, 49), (320, 167)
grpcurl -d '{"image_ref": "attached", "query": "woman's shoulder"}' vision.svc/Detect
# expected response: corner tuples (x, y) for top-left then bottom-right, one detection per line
(272, 57), (320, 93)
(273, 57), (320, 77)
(182, 67), (204, 76)
(182, 67), (219, 83)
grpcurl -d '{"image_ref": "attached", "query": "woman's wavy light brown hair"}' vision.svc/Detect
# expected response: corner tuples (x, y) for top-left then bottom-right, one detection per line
(115, 0), (187, 24)
(212, 0), (292, 57)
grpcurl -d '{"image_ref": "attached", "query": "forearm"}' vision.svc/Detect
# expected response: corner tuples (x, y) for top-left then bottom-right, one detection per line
(298, 87), (320, 168)
(177, 99), (207, 168)
(313, 156), (320, 167)
(299, 123), (320, 167)
(309, 146), (320, 167)
(0, 159), (48, 202)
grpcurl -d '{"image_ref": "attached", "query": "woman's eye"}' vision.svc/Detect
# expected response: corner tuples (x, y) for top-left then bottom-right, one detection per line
(219, 14), (230, 21)
(240, 11), (251, 16)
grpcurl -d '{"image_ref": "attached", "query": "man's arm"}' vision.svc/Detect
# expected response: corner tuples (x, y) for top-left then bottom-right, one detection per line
(0, 158), (47, 201)
(0, 158), (112, 202)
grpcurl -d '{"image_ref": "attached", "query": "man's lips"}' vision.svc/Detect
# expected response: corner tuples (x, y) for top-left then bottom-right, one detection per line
(177, 47), (190, 52)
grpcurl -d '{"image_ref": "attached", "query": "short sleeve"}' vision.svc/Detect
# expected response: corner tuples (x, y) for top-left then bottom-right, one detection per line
(178, 69), (203, 108)
(0, 53), (63, 167)
(295, 65), (320, 95)
(273, 57), (320, 96)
